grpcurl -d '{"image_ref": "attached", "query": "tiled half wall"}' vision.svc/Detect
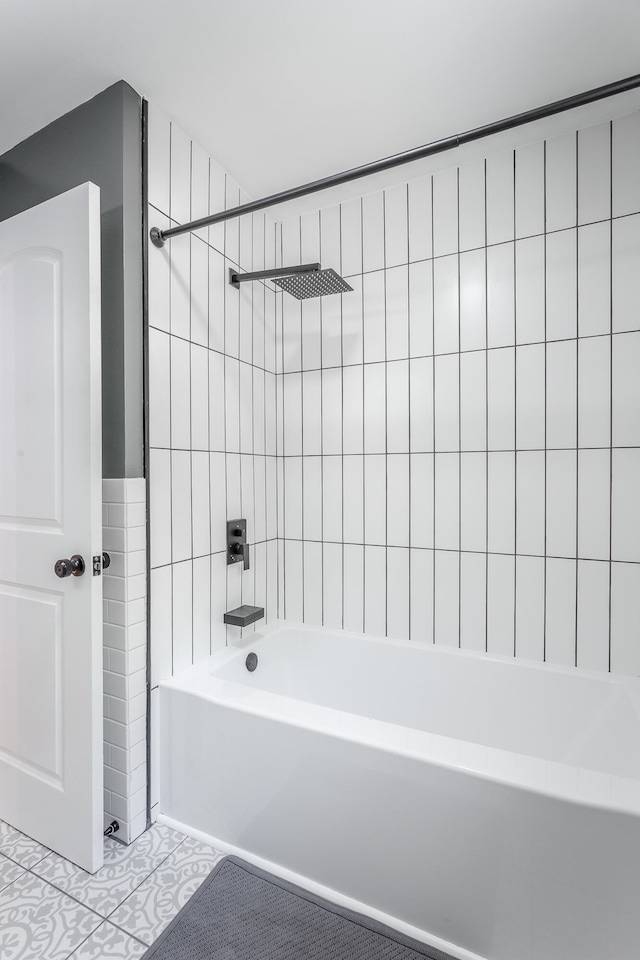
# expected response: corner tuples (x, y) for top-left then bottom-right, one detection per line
(102, 479), (147, 843)
(275, 111), (640, 675)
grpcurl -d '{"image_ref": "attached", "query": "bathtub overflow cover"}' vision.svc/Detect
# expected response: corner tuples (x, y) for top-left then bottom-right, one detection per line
(245, 652), (258, 672)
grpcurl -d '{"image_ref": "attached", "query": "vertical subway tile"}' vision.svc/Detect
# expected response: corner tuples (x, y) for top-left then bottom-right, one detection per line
(578, 336), (610, 448)
(192, 555), (211, 664)
(612, 213), (640, 333)
(486, 242), (515, 347)
(209, 350), (225, 452)
(459, 552), (486, 653)
(546, 339), (577, 448)
(434, 353), (459, 451)
(320, 204), (341, 274)
(611, 448), (640, 562)
(546, 229), (577, 341)
(578, 221), (611, 338)
(460, 351), (487, 451)
(170, 236), (190, 341)
(516, 451), (545, 556)
(545, 557), (576, 667)
(149, 328), (170, 449)
(486, 150), (514, 246)
(300, 209), (320, 264)
(303, 541), (323, 627)
(433, 254), (459, 354)
(487, 553), (515, 658)
(303, 456), (322, 542)
(322, 367), (342, 456)
(576, 560), (610, 672)
(411, 548), (434, 644)
(171, 450), (192, 562)
(434, 452), (459, 550)
(434, 550), (459, 648)
(208, 159), (226, 254)
(384, 183), (409, 268)
(240, 453), (255, 541)
(458, 159), (486, 253)
(546, 450), (577, 559)
(409, 260), (434, 357)
(170, 336), (190, 449)
(410, 453), (434, 549)
(386, 360), (409, 453)
(172, 559), (193, 673)
(342, 275), (364, 366)
(515, 141), (544, 239)
(387, 548), (410, 641)
(190, 236), (208, 347)
(362, 191), (385, 273)
(487, 347), (515, 450)
(612, 331), (640, 445)
(302, 370), (322, 456)
(545, 131), (577, 232)
(516, 343), (545, 449)
(432, 166), (458, 257)
(363, 363), (386, 453)
(342, 365), (364, 455)
(386, 265), (409, 360)
(577, 122), (611, 226)
(409, 357), (434, 452)
(148, 211), (171, 333)
(191, 451), (210, 558)
(364, 545), (386, 637)
(459, 248), (486, 352)
(610, 562), (640, 676)
(363, 270), (386, 363)
(612, 111), (640, 218)
(323, 541), (343, 630)
(169, 124), (191, 225)
(208, 247), (225, 354)
(323, 455), (343, 543)
(460, 452), (486, 552)
(224, 357), (240, 453)
(283, 372), (302, 455)
(343, 544), (364, 633)
(515, 235), (545, 345)
(190, 345), (209, 451)
(341, 198), (363, 277)
(408, 175), (433, 262)
(284, 457), (303, 540)
(487, 451), (515, 554)
(150, 566), (172, 685)
(387, 455), (410, 547)
(284, 540), (303, 622)
(515, 555), (545, 662)
(364, 454), (386, 546)
(224, 177), (241, 266)
(343, 454), (363, 544)
(320, 294), (340, 370)
(281, 295), (302, 372)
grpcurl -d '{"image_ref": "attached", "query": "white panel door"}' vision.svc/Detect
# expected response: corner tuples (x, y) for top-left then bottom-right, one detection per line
(0, 183), (103, 872)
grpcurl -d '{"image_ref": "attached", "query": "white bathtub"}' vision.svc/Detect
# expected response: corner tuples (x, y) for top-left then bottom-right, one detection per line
(158, 623), (640, 960)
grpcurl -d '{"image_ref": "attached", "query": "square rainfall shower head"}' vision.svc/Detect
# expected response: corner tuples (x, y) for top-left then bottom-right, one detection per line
(273, 268), (353, 300)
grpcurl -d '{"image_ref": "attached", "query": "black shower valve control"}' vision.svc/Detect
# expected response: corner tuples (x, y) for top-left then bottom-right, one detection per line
(227, 519), (250, 571)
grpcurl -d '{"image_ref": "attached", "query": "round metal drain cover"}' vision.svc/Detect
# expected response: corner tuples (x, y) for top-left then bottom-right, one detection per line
(245, 652), (258, 672)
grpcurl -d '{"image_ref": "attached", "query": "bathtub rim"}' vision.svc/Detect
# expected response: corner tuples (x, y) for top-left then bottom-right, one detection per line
(159, 620), (640, 819)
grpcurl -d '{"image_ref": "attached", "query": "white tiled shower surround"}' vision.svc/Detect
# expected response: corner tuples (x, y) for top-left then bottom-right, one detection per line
(276, 112), (640, 675)
(146, 102), (279, 811)
(102, 479), (147, 843)
(148, 103), (640, 694)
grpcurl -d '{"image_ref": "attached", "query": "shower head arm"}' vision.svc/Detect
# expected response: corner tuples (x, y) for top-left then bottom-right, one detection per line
(229, 263), (320, 288)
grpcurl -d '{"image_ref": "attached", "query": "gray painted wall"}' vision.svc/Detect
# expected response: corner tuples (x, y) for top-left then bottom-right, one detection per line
(0, 81), (144, 478)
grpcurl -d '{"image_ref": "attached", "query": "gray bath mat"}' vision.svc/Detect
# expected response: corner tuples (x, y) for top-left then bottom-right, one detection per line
(141, 855), (455, 960)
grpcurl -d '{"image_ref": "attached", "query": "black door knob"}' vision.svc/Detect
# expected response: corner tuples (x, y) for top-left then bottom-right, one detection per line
(54, 555), (86, 578)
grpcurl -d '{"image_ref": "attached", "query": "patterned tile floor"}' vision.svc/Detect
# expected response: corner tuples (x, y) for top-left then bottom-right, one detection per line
(0, 819), (224, 959)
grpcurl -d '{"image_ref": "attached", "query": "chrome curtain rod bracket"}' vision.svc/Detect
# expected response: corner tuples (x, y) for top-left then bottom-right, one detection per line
(228, 263), (321, 288)
(150, 72), (640, 248)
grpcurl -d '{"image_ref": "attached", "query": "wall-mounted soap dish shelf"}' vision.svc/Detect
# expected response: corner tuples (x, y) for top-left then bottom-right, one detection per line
(223, 605), (264, 628)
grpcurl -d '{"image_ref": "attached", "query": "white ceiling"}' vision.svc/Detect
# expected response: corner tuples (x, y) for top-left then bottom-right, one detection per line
(2, 0), (640, 201)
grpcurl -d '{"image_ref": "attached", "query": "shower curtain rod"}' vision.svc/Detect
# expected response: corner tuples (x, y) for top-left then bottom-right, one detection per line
(150, 72), (640, 247)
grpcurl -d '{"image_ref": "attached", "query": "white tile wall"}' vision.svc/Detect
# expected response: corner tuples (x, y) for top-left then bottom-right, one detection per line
(275, 109), (640, 677)
(102, 478), (147, 843)
(147, 103), (279, 705)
